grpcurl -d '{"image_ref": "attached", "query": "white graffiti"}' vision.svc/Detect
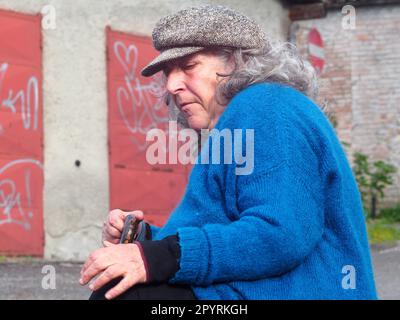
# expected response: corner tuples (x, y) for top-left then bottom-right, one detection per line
(0, 62), (39, 132)
(0, 159), (43, 230)
(113, 41), (169, 151)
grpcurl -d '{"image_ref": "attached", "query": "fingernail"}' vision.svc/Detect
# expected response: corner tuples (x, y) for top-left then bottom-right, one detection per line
(89, 284), (94, 290)
(105, 293), (111, 300)
(79, 278), (84, 285)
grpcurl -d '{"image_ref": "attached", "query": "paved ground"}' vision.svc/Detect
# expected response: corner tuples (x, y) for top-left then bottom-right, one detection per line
(0, 245), (399, 300)
(371, 244), (400, 300)
(0, 260), (90, 300)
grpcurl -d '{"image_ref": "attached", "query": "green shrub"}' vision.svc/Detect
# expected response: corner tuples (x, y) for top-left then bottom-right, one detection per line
(327, 109), (398, 222)
(378, 204), (400, 224)
(352, 152), (397, 219)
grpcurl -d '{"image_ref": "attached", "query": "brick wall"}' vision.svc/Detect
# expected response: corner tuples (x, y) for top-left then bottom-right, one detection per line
(292, 5), (400, 208)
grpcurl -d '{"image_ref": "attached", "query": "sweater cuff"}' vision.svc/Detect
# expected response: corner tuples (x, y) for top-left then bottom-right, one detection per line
(170, 227), (210, 285)
(136, 235), (181, 283)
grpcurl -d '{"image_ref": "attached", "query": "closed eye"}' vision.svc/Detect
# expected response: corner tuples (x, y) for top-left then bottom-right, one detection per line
(163, 63), (196, 76)
(181, 62), (197, 71)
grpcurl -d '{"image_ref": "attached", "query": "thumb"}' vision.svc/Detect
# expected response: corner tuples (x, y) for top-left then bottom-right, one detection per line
(122, 210), (144, 221)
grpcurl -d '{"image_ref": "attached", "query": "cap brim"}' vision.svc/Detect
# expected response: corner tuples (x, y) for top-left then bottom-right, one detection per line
(141, 46), (205, 77)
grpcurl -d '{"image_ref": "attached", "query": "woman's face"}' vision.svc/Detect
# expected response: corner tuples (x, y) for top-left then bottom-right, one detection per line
(164, 51), (231, 131)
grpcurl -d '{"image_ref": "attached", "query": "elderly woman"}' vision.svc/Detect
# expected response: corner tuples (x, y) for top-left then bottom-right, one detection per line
(81, 5), (377, 300)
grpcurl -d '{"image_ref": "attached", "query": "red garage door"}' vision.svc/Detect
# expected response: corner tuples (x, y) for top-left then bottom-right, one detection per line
(106, 28), (190, 227)
(0, 10), (43, 256)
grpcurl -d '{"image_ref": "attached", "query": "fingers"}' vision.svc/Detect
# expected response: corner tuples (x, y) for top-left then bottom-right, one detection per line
(80, 244), (144, 299)
(81, 263), (106, 286)
(108, 209), (144, 232)
(80, 249), (108, 285)
(80, 250), (97, 277)
(127, 210), (144, 221)
(105, 273), (136, 300)
(89, 264), (124, 292)
(105, 223), (122, 239)
(108, 210), (125, 231)
(102, 231), (119, 246)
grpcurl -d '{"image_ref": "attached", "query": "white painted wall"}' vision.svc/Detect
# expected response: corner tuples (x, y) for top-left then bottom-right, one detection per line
(0, 0), (289, 261)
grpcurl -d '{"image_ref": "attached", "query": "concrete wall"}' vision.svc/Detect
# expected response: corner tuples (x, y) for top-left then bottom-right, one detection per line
(0, 0), (289, 260)
(292, 5), (400, 208)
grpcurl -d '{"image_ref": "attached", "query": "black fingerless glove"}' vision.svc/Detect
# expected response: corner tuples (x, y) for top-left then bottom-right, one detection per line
(136, 234), (181, 283)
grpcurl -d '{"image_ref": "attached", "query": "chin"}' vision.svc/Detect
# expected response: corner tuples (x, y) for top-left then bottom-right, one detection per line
(188, 118), (209, 132)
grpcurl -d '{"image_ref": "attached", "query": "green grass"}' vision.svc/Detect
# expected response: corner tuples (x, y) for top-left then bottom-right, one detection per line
(0, 255), (37, 263)
(363, 204), (400, 245)
(367, 219), (400, 245)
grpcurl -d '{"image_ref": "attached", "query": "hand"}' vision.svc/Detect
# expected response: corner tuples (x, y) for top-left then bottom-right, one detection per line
(79, 241), (147, 300)
(102, 209), (144, 245)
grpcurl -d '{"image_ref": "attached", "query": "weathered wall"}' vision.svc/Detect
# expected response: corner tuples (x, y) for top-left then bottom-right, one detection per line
(293, 5), (400, 208)
(0, 0), (289, 260)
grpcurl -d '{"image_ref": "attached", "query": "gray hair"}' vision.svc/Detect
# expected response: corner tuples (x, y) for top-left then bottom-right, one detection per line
(161, 40), (321, 128)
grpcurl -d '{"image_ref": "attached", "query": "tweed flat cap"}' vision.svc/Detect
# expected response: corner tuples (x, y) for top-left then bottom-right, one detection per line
(141, 5), (266, 77)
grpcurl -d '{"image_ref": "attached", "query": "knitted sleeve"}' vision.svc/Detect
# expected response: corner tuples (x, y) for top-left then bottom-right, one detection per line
(149, 224), (162, 239)
(169, 161), (324, 286)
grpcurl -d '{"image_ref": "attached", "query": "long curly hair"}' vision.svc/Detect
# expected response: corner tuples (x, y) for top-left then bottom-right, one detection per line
(160, 40), (320, 128)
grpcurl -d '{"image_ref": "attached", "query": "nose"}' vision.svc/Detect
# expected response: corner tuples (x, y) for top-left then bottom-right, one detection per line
(165, 68), (186, 95)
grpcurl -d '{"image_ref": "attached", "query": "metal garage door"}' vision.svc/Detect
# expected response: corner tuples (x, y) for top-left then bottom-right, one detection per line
(106, 27), (190, 227)
(0, 10), (43, 256)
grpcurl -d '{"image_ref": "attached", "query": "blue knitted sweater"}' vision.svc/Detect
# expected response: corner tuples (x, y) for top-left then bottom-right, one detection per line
(152, 83), (377, 300)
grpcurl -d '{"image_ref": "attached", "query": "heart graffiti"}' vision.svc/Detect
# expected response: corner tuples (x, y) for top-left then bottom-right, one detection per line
(113, 41), (169, 151)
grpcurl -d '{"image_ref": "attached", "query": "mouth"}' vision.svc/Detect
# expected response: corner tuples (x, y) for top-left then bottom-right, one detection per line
(179, 102), (195, 116)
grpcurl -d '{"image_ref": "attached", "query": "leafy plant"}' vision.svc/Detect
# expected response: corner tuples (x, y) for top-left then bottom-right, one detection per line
(378, 204), (400, 223)
(325, 109), (397, 219)
(352, 152), (397, 219)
